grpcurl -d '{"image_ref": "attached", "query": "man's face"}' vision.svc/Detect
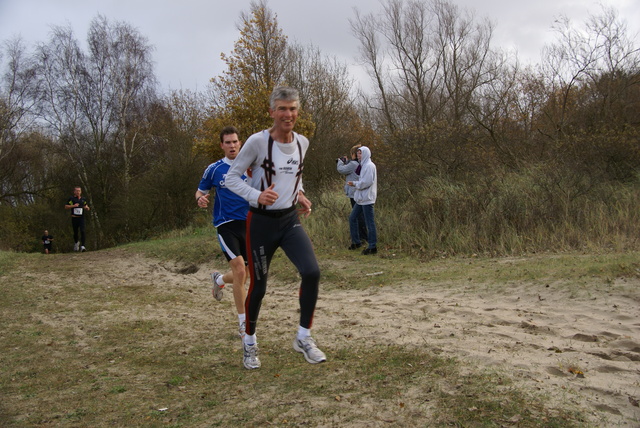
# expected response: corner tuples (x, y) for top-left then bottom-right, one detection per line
(220, 133), (241, 160)
(269, 100), (298, 134)
(74, 187), (82, 197)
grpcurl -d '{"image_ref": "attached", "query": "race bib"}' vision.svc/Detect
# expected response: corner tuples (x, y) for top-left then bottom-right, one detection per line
(73, 207), (83, 216)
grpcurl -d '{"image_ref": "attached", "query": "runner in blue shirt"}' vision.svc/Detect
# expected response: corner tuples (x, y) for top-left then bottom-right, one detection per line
(195, 126), (250, 339)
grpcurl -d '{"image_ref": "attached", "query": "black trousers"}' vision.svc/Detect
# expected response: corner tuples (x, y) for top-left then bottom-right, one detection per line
(71, 216), (86, 246)
(244, 208), (320, 336)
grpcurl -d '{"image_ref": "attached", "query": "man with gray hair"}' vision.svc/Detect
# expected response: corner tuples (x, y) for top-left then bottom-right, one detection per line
(226, 86), (326, 369)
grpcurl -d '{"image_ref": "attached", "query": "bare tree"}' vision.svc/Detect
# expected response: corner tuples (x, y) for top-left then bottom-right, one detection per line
(350, 0), (500, 180)
(35, 16), (156, 244)
(540, 6), (640, 137)
(434, 0), (496, 123)
(0, 37), (43, 204)
(36, 24), (98, 214)
(350, 8), (396, 132)
(284, 43), (361, 188)
(86, 15), (156, 234)
(351, 0), (497, 129)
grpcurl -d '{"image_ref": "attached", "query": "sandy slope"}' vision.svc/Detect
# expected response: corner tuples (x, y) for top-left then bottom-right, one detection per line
(314, 278), (640, 426)
(73, 252), (640, 426)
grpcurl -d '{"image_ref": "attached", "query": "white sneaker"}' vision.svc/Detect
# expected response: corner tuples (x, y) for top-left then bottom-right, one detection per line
(74, 242), (79, 252)
(243, 342), (261, 369)
(293, 336), (327, 364)
(80, 246), (86, 252)
(238, 321), (246, 339)
(210, 271), (224, 301)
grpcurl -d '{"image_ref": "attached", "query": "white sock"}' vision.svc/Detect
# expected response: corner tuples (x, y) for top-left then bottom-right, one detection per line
(297, 326), (311, 341)
(244, 333), (257, 345)
(216, 275), (225, 286)
(238, 313), (246, 325)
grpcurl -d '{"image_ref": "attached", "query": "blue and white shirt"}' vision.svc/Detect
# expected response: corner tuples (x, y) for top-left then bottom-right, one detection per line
(198, 158), (249, 227)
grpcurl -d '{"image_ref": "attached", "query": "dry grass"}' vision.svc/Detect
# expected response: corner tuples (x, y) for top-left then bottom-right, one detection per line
(4, 241), (631, 427)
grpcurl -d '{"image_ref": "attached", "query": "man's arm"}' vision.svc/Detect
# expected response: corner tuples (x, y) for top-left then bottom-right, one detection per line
(337, 160), (357, 175)
(297, 190), (312, 218)
(226, 138), (262, 205)
(354, 166), (374, 190)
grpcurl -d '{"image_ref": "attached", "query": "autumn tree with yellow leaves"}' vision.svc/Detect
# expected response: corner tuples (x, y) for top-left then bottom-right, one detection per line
(197, 0), (312, 160)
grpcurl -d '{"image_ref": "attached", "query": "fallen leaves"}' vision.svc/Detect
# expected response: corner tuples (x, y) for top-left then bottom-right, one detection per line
(568, 367), (585, 378)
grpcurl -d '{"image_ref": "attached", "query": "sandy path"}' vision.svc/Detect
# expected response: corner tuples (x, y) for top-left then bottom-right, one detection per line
(89, 253), (640, 426)
(312, 279), (640, 426)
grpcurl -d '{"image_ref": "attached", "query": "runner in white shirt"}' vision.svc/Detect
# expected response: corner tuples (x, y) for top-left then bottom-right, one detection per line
(226, 86), (326, 370)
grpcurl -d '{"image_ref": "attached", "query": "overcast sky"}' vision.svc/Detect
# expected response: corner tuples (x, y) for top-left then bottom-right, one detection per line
(1, 0), (638, 93)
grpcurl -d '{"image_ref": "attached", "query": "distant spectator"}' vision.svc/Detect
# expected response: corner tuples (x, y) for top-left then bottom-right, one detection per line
(337, 144), (367, 243)
(347, 146), (378, 255)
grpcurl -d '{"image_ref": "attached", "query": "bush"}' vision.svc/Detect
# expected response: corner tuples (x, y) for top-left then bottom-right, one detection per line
(306, 168), (640, 257)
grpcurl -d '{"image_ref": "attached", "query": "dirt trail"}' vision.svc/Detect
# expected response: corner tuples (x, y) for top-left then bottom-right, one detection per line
(71, 251), (640, 426)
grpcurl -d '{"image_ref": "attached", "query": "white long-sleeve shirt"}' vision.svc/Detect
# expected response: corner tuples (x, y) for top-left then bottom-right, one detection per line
(226, 130), (309, 209)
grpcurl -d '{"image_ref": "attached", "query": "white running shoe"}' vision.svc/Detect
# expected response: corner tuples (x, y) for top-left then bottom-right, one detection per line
(210, 271), (224, 301)
(80, 246), (86, 252)
(74, 242), (79, 252)
(293, 336), (327, 364)
(243, 342), (261, 369)
(238, 321), (246, 339)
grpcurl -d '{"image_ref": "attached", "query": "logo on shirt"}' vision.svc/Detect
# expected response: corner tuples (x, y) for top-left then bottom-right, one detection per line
(277, 158), (299, 175)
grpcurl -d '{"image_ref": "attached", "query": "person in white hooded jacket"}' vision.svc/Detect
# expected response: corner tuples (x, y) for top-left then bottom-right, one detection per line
(337, 144), (367, 243)
(347, 146), (378, 254)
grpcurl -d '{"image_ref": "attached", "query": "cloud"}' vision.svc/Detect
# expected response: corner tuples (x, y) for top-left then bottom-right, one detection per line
(1, 0), (638, 92)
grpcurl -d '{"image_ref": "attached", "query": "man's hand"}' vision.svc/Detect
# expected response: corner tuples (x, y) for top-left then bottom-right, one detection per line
(258, 184), (279, 206)
(197, 193), (210, 208)
(297, 191), (312, 218)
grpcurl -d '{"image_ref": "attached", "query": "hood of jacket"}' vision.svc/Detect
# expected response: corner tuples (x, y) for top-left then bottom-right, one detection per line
(359, 146), (371, 165)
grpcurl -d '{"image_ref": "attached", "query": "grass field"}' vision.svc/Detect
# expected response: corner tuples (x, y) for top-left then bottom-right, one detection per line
(1, 235), (639, 427)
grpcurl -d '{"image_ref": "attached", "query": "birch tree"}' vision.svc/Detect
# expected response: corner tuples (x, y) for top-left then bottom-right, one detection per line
(35, 15), (156, 244)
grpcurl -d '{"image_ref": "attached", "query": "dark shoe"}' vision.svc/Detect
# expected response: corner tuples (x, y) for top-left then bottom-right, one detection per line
(362, 247), (377, 255)
(348, 243), (362, 250)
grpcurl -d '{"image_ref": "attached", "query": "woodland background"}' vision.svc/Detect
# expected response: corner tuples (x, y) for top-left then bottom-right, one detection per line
(1, 0), (638, 255)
